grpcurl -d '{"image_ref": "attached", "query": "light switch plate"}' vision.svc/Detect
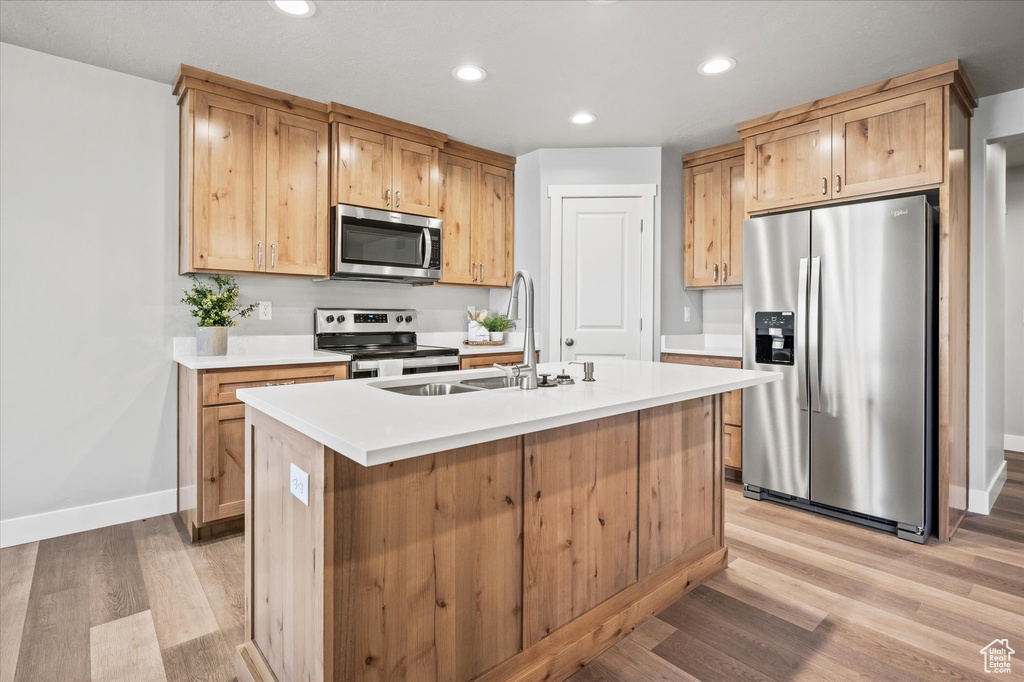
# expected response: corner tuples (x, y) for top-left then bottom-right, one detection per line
(290, 463), (309, 505)
(684, 307), (691, 322)
(258, 301), (272, 321)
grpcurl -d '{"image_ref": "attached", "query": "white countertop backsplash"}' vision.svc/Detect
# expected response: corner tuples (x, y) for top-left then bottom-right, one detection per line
(661, 334), (742, 359)
(237, 359), (780, 466)
(173, 331), (542, 369)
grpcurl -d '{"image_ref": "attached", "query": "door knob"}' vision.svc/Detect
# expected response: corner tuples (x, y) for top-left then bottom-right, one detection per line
(564, 338), (575, 347)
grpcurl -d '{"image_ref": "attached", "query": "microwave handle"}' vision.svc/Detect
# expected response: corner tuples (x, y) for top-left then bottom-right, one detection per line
(421, 228), (432, 269)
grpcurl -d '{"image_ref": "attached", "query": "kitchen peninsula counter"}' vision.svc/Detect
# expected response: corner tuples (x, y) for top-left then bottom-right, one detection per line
(235, 360), (780, 682)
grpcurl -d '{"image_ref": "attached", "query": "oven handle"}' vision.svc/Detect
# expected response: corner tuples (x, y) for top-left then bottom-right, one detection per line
(352, 355), (459, 372)
(421, 228), (432, 269)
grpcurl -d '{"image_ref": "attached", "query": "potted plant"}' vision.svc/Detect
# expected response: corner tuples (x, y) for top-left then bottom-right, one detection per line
(481, 314), (515, 343)
(181, 274), (257, 356)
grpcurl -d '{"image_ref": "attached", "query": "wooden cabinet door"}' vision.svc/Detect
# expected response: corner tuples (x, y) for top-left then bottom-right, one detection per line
(684, 162), (722, 287)
(334, 123), (390, 210)
(438, 154), (478, 284)
(722, 388), (742, 427)
(524, 413), (638, 644)
(193, 91), (266, 272)
(831, 88), (943, 198)
(721, 155), (745, 285)
(201, 404), (246, 522)
(748, 117), (832, 211)
(475, 164), (514, 286)
(723, 424), (742, 470)
(391, 137), (440, 217)
(266, 110), (329, 276)
(639, 399), (717, 576)
(459, 352), (528, 370)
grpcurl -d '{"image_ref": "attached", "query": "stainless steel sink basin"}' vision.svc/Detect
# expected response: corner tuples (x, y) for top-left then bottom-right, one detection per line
(460, 376), (522, 390)
(379, 382), (482, 397)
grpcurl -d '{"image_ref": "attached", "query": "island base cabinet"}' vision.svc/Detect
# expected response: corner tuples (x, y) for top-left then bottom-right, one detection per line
(238, 397), (727, 682)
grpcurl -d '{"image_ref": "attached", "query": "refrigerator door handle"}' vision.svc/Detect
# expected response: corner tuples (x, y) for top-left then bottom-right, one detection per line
(809, 256), (822, 412)
(797, 257), (809, 411)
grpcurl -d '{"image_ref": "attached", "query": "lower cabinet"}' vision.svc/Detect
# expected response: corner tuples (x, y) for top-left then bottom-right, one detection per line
(178, 362), (348, 540)
(662, 352), (743, 476)
(459, 350), (539, 370)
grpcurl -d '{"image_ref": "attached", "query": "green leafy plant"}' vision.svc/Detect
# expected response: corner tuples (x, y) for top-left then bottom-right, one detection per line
(181, 275), (257, 327)
(480, 314), (515, 333)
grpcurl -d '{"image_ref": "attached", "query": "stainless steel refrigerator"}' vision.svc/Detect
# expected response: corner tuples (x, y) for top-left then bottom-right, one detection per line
(742, 195), (936, 543)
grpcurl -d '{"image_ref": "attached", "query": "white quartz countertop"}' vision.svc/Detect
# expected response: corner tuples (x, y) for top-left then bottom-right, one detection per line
(173, 332), (541, 369)
(661, 334), (742, 359)
(236, 359), (780, 467)
(173, 335), (349, 370)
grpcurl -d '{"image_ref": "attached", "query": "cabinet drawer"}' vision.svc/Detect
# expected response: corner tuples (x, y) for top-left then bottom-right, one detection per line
(661, 353), (741, 369)
(460, 351), (535, 370)
(723, 424), (742, 470)
(202, 364), (348, 406)
(722, 389), (742, 427)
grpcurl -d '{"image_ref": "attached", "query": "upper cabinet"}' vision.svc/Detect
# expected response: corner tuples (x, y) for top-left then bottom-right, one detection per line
(177, 68), (329, 277)
(830, 88), (943, 198)
(683, 142), (744, 288)
(333, 123), (441, 217)
(739, 68), (959, 215)
(438, 142), (516, 287)
(176, 66), (513, 282)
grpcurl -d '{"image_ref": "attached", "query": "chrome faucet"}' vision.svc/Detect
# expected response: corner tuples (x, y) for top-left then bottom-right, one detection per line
(493, 269), (538, 390)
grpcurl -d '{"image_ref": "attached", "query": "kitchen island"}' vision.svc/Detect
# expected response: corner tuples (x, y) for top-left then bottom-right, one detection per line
(234, 359), (779, 682)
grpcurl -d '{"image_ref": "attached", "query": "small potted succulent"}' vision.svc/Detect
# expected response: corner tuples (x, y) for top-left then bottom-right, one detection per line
(481, 314), (515, 343)
(181, 274), (257, 356)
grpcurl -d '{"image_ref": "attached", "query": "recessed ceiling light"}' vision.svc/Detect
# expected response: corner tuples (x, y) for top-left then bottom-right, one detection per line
(452, 65), (487, 82)
(269, 0), (316, 18)
(698, 57), (736, 75)
(569, 112), (597, 125)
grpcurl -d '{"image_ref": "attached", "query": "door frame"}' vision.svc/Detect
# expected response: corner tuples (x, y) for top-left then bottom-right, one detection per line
(547, 184), (657, 363)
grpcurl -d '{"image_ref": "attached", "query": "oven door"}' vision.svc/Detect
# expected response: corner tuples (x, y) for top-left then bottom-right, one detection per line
(349, 355), (460, 380)
(333, 205), (442, 282)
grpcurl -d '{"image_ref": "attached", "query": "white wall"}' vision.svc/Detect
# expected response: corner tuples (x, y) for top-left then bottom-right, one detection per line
(0, 44), (491, 541)
(494, 147), (703, 357)
(702, 289), (743, 336)
(1006, 165), (1024, 447)
(968, 87), (1024, 512)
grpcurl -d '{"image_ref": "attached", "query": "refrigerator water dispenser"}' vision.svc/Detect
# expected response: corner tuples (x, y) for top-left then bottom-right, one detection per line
(754, 312), (795, 365)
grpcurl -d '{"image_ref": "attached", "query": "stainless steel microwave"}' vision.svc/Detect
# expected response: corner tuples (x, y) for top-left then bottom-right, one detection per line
(331, 204), (442, 283)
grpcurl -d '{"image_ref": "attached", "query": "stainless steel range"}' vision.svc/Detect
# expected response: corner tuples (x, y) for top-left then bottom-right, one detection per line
(314, 308), (459, 378)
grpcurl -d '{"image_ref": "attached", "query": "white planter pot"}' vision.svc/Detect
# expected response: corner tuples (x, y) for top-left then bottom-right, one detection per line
(489, 331), (507, 343)
(196, 326), (228, 356)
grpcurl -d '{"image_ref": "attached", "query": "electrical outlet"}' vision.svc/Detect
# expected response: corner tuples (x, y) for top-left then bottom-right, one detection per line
(684, 307), (691, 322)
(258, 301), (272, 321)
(290, 463), (309, 505)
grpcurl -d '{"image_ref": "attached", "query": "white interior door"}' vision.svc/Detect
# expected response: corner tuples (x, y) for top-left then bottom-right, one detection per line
(559, 196), (643, 362)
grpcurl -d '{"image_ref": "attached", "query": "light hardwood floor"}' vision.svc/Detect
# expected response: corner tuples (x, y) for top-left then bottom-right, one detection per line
(2, 452), (1021, 681)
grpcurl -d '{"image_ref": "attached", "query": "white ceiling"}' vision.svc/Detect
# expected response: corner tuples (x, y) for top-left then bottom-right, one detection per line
(1, 1), (1022, 156)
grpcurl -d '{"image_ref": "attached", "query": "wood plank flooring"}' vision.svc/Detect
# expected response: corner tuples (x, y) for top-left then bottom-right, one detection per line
(1, 451), (1021, 681)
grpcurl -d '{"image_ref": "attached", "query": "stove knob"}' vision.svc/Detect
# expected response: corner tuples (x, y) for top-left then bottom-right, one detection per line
(338, 315), (346, 323)
(325, 315), (335, 323)
(405, 314), (413, 323)
(396, 315), (404, 323)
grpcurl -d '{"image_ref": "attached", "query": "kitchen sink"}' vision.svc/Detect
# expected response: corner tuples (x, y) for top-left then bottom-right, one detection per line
(460, 376), (522, 390)
(378, 382), (482, 397)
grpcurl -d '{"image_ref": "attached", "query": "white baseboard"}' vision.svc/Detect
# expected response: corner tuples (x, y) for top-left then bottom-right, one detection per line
(1005, 434), (1024, 453)
(968, 459), (1008, 515)
(0, 488), (177, 549)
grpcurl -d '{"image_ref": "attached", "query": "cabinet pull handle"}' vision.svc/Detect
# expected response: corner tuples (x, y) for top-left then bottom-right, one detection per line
(473, 262), (478, 281)
(835, 174), (842, 194)
(480, 264), (485, 282)
(264, 380), (296, 387)
(821, 177), (827, 196)
(713, 263), (719, 282)
(257, 241), (262, 268)
(396, 191), (401, 208)
(722, 262), (728, 283)
(385, 188), (391, 207)
(270, 243), (276, 269)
